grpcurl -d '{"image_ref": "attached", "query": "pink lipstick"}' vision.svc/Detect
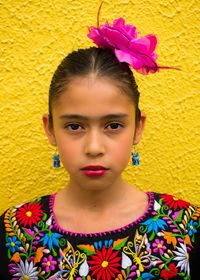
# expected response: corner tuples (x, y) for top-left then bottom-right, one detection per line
(81, 165), (108, 177)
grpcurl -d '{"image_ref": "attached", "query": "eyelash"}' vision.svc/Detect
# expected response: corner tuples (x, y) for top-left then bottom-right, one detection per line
(64, 122), (124, 132)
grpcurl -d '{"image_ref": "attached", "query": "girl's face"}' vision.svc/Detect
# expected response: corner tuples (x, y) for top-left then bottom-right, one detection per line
(43, 76), (145, 191)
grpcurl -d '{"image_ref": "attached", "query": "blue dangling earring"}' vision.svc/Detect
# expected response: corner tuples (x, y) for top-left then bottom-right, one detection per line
(131, 145), (140, 166)
(53, 148), (60, 168)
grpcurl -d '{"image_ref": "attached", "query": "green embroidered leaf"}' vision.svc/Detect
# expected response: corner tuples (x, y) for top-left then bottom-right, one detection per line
(8, 249), (11, 259)
(52, 246), (58, 257)
(126, 266), (131, 275)
(23, 231), (33, 241)
(178, 272), (186, 276)
(42, 212), (48, 221)
(32, 197), (42, 203)
(77, 244), (96, 256)
(113, 237), (129, 250)
(149, 230), (155, 241)
(176, 210), (183, 222)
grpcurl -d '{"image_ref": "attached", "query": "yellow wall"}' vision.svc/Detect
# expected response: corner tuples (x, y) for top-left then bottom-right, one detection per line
(0, 0), (199, 213)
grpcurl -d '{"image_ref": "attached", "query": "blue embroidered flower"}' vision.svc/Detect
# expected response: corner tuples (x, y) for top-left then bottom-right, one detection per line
(187, 220), (198, 236)
(94, 239), (113, 249)
(40, 231), (62, 250)
(142, 272), (156, 279)
(6, 236), (21, 253)
(142, 217), (167, 234)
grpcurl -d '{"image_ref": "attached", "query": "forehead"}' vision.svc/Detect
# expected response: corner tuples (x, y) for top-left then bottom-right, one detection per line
(53, 76), (135, 117)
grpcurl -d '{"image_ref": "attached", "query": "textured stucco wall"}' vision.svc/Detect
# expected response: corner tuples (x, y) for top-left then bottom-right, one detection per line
(0, 0), (199, 213)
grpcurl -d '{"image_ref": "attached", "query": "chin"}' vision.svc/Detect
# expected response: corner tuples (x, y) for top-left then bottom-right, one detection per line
(76, 179), (112, 192)
(81, 184), (109, 192)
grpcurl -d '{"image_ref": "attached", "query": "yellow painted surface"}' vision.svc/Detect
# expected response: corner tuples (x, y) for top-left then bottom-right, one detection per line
(0, 0), (199, 213)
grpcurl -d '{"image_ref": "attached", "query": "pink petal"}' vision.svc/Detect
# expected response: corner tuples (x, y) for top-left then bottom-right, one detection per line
(130, 35), (157, 54)
(113, 18), (125, 28)
(87, 27), (109, 48)
(113, 18), (138, 39)
(115, 48), (158, 74)
(102, 27), (130, 48)
(125, 24), (138, 39)
(114, 49), (142, 69)
(113, 18), (138, 40)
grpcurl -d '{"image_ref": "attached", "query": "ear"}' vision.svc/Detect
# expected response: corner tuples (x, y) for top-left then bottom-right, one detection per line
(133, 111), (146, 145)
(42, 114), (57, 146)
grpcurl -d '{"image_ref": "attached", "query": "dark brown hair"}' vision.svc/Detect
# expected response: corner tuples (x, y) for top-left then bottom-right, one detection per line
(49, 47), (141, 126)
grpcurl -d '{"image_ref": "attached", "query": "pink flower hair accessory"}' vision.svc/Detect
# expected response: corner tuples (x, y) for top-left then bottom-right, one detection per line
(87, 1), (180, 75)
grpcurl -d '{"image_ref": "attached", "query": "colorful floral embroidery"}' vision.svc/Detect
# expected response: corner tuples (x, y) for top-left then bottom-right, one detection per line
(89, 246), (121, 279)
(16, 201), (43, 227)
(160, 194), (190, 211)
(0, 193), (199, 279)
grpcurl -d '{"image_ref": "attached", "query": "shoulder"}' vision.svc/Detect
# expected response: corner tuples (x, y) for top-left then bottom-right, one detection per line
(149, 192), (200, 275)
(152, 192), (199, 211)
(0, 194), (52, 219)
(152, 193), (200, 243)
(152, 192), (200, 222)
(0, 194), (54, 277)
(0, 194), (53, 237)
(148, 192), (200, 241)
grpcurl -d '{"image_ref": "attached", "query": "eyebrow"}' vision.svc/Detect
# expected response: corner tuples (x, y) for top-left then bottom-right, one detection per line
(59, 113), (129, 121)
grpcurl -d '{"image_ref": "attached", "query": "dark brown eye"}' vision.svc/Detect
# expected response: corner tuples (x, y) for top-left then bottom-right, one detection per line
(69, 124), (80, 130)
(65, 123), (82, 131)
(107, 122), (123, 130)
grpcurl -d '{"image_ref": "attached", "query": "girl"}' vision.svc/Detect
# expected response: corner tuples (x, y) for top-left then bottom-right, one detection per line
(0, 11), (199, 280)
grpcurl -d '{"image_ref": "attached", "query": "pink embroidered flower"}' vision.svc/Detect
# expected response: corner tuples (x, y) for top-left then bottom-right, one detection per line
(152, 238), (167, 254)
(88, 18), (158, 74)
(42, 255), (57, 273)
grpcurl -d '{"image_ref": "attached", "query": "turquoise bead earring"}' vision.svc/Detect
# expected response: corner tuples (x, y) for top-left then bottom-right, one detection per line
(131, 146), (140, 166)
(53, 148), (60, 168)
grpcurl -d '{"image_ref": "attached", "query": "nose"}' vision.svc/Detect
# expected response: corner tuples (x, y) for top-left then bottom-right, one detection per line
(84, 129), (105, 156)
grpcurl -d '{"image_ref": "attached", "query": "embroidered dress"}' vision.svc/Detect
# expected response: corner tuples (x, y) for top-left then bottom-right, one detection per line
(0, 192), (199, 279)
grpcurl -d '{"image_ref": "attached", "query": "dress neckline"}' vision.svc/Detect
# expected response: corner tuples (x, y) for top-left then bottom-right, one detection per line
(49, 191), (155, 238)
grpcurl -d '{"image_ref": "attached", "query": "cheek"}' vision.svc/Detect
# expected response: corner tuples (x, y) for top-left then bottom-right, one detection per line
(111, 135), (133, 163)
(56, 136), (81, 165)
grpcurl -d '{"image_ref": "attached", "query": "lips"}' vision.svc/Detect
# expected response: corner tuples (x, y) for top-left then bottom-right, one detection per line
(81, 165), (109, 177)
(81, 165), (108, 170)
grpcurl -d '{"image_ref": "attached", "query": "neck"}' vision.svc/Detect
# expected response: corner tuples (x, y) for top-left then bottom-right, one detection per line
(61, 176), (130, 211)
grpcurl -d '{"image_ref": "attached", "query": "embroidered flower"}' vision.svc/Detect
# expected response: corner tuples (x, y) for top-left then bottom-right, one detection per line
(12, 259), (38, 279)
(152, 239), (167, 254)
(16, 201), (43, 227)
(40, 231), (62, 250)
(88, 246), (121, 280)
(160, 263), (178, 279)
(6, 236), (21, 253)
(173, 243), (190, 275)
(94, 239), (113, 250)
(142, 217), (167, 234)
(88, 17), (159, 74)
(141, 272), (156, 279)
(161, 194), (190, 211)
(41, 255), (57, 273)
(162, 231), (177, 249)
(187, 220), (198, 236)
